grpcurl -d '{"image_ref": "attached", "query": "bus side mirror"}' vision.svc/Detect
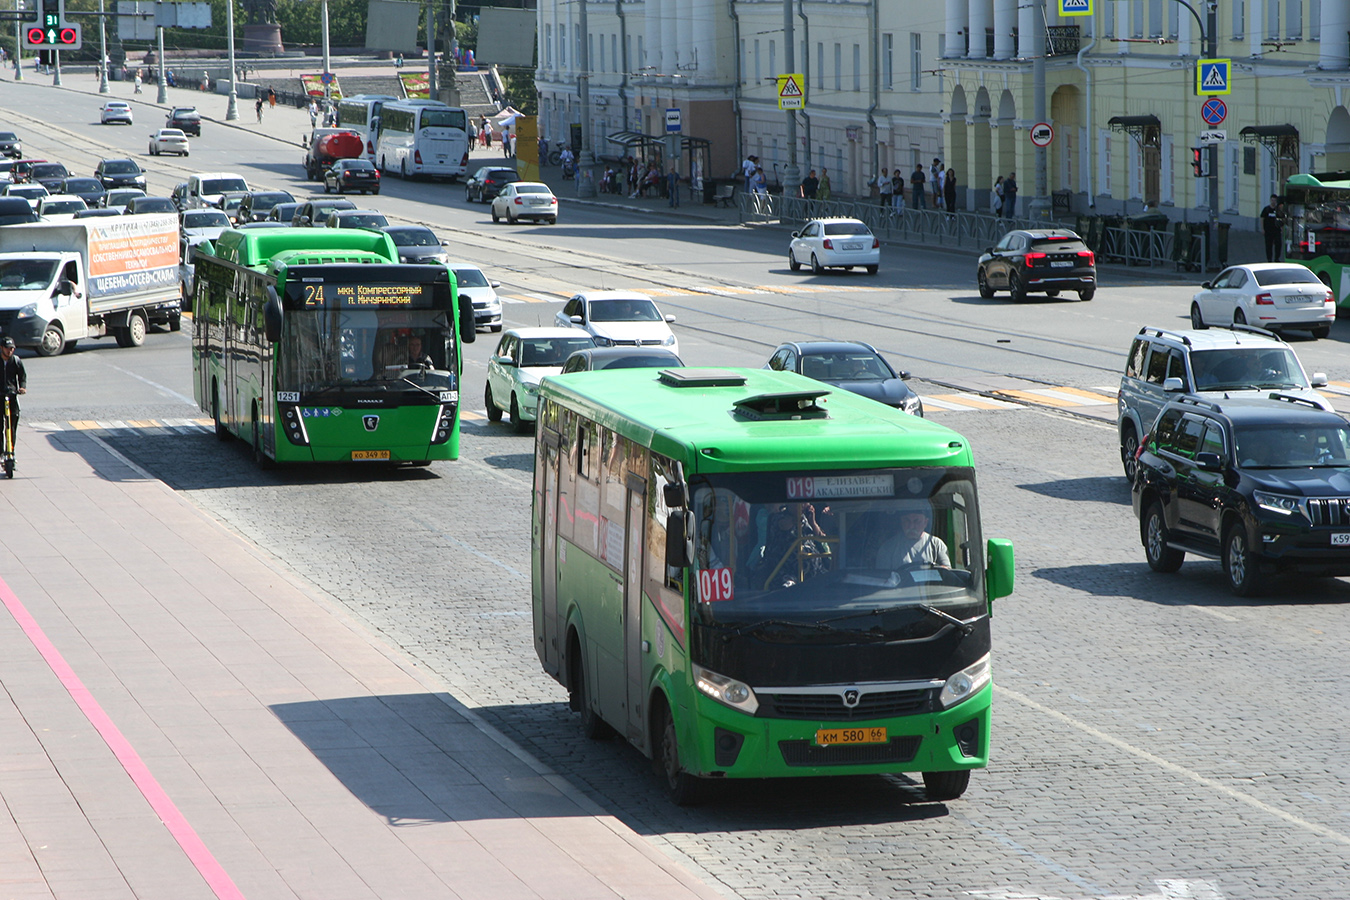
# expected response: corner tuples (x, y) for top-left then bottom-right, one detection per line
(662, 481), (686, 508)
(665, 510), (692, 568)
(458, 293), (476, 343)
(986, 538), (1014, 601)
(263, 287), (283, 344)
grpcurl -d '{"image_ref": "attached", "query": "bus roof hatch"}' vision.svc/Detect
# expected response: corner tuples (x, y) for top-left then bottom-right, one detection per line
(732, 390), (830, 420)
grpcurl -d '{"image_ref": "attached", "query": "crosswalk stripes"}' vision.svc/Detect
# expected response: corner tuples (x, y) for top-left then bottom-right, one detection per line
(1321, 380), (1350, 396)
(991, 386), (1116, 408)
(28, 419), (215, 434)
(922, 394), (1025, 411)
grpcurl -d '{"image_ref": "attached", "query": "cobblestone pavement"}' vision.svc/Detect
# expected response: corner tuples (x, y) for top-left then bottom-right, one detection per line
(46, 401), (1345, 900)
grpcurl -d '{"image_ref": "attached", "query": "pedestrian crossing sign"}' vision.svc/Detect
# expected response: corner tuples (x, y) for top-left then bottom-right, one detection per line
(1196, 58), (1231, 95)
(1059, 0), (1092, 16)
(777, 73), (804, 110)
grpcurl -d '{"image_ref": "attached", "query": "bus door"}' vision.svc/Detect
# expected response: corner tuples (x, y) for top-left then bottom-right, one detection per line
(539, 430), (562, 673)
(623, 474), (647, 741)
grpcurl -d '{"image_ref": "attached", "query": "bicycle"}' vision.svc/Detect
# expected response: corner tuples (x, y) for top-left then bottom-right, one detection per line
(2, 395), (14, 479)
(548, 147), (564, 166)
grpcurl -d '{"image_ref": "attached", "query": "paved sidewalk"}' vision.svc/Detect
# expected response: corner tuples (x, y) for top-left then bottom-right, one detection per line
(0, 430), (725, 899)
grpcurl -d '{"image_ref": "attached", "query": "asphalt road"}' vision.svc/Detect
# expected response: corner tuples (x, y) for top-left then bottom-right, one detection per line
(4, 82), (1349, 900)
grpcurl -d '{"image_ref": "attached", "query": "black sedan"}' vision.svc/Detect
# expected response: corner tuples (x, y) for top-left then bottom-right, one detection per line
(465, 166), (520, 203)
(59, 177), (108, 208)
(766, 340), (923, 416)
(382, 225), (447, 263)
(125, 196), (179, 215)
(166, 107), (202, 137)
(323, 159), (381, 195)
(30, 162), (70, 192)
(237, 190), (295, 223)
(94, 158), (147, 191)
(977, 228), (1096, 302)
(0, 131), (22, 158)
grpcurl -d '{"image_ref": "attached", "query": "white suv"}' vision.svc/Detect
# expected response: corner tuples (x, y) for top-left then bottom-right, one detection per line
(1117, 325), (1330, 481)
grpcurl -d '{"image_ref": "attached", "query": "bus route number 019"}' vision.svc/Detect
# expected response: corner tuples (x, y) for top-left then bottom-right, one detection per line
(698, 567), (734, 603)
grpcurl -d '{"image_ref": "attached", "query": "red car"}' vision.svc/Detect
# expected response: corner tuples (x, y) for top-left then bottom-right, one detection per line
(8, 158), (47, 184)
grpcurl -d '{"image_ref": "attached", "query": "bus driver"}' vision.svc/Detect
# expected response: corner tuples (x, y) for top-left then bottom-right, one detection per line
(875, 507), (950, 569)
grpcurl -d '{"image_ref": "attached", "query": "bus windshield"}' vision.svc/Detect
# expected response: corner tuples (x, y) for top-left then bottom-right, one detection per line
(690, 468), (986, 631)
(278, 308), (457, 393)
(1287, 185), (1350, 263)
(421, 108), (467, 130)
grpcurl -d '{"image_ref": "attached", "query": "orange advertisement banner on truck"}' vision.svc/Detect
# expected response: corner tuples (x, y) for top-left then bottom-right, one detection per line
(87, 215), (180, 298)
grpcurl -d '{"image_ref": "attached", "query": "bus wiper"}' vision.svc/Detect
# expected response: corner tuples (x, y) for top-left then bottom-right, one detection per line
(400, 376), (444, 400)
(719, 619), (830, 641)
(302, 379), (381, 402)
(919, 605), (977, 636)
(817, 606), (977, 637)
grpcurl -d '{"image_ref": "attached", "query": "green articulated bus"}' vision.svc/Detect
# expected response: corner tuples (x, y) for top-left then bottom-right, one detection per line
(191, 227), (476, 465)
(531, 367), (1015, 804)
(1285, 172), (1350, 307)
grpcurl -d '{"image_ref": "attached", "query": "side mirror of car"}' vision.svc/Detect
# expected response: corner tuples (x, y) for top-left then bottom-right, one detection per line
(664, 315), (676, 324)
(1194, 451), (1224, 472)
(569, 314), (583, 324)
(1162, 376), (1185, 393)
(1200, 281), (1212, 290)
(791, 231), (800, 238)
(490, 281), (501, 289)
(1311, 372), (1329, 387)
(898, 370), (911, 380)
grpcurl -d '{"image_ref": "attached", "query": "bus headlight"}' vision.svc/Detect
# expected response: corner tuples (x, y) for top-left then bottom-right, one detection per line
(938, 655), (990, 709)
(694, 665), (759, 715)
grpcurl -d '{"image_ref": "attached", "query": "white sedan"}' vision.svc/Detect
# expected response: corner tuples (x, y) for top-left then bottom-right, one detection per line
(149, 128), (190, 157)
(554, 291), (680, 357)
(789, 217), (880, 274)
(1190, 262), (1336, 338)
(2, 182), (48, 211)
(484, 327), (596, 432)
(37, 194), (88, 221)
(491, 182), (558, 225)
(100, 101), (133, 125)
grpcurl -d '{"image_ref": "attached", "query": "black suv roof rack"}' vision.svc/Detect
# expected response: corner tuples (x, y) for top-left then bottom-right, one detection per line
(1267, 392), (1326, 410)
(1138, 325), (1192, 346)
(1176, 396), (1223, 412)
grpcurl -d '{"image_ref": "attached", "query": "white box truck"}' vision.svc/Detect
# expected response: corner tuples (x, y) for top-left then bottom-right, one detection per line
(0, 215), (182, 356)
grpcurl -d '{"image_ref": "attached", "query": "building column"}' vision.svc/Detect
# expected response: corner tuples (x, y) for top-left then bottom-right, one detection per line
(1250, 0), (1264, 57)
(646, 0), (662, 73)
(994, 0), (1016, 59)
(1177, 7), (1192, 58)
(946, 0), (967, 57)
(693, 0), (716, 80)
(1116, 0), (1129, 53)
(1322, 0), (1350, 70)
(968, 0), (989, 59)
(1016, 0), (1036, 59)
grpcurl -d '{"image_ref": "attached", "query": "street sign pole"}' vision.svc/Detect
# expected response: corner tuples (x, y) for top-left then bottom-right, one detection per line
(782, 0), (800, 195)
(1207, 2), (1218, 269)
(13, 0), (23, 82)
(97, 0), (107, 93)
(225, 0), (238, 120)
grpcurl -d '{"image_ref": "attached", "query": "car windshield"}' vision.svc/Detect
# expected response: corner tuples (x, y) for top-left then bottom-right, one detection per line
(43, 201), (85, 214)
(689, 468), (986, 633)
(278, 310), (457, 392)
(421, 108), (466, 130)
(0, 133), (16, 141)
(183, 211), (231, 228)
(593, 352), (682, 370)
(221, 196), (245, 210)
(0, 259), (58, 289)
(172, 109), (199, 118)
(8, 186), (45, 198)
(201, 178), (248, 194)
(823, 222), (872, 236)
(589, 298), (661, 322)
(336, 214), (388, 227)
(31, 165), (65, 177)
(102, 161), (139, 174)
(64, 180), (102, 192)
(521, 337), (596, 366)
(390, 229), (440, 247)
(107, 190), (144, 204)
(515, 185), (551, 195)
(451, 267), (489, 287)
(132, 200), (176, 213)
(1235, 423), (1350, 468)
(1253, 267), (1322, 287)
(248, 193), (290, 211)
(801, 351), (892, 381)
(1189, 347), (1309, 391)
(342, 161), (375, 171)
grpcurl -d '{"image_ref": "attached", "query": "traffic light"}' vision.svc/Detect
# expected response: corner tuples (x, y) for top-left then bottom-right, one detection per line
(1191, 147), (1206, 178)
(22, 0), (81, 51)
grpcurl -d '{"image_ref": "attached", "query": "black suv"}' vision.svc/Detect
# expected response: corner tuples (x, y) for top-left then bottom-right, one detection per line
(976, 228), (1096, 302)
(1133, 395), (1350, 595)
(464, 166), (520, 203)
(94, 158), (147, 191)
(166, 107), (202, 137)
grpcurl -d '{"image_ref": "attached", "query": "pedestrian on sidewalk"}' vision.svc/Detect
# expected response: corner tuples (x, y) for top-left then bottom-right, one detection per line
(667, 165), (681, 208)
(817, 168), (832, 201)
(268, 87), (276, 108)
(1003, 172), (1019, 218)
(308, 99), (318, 128)
(891, 168), (905, 213)
(133, 70), (142, 93)
(910, 164), (927, 209)
(1260, 194), (1286, 262)
(201, 71), (210, 92)
(800, 169), (819, 200)
(255, 96), (264, 124)
(993, 175), (1005, 216)
(877, 168), (892, 208)
(944, 168), (958, 214)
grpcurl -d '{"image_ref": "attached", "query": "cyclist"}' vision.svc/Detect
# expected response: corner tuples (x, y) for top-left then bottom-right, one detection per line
(1, 335), (27, 474)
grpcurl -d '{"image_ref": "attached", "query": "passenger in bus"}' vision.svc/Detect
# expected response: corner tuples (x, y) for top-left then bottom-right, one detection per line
(875, 507), (950, 569)
(748, 503), (827, 589)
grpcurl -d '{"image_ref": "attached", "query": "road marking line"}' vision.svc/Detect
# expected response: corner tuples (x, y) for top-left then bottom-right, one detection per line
(69, 421), (99, 430)
(461, 410), (485, 421)
(0, 575), (248, 900)
(1040, 385), (1117, 404)
(993, 389), (1082, 408)
(997, 684), (1350, 848)
(925, 394), (1025, 411)
(1321, 381), (1350, 395)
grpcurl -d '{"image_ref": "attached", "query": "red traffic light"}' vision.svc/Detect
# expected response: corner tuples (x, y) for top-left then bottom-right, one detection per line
(26, 26), (45, 44)
(58, 27), (76, 44)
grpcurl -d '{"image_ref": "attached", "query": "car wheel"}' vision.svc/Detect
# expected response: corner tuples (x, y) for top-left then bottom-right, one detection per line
(372, 189), (380, 195)
(1144, 502), (1185, 573)
(401, 159), (409, 179)
(1234, 307), (1247, 325)
(379, 156), (388, 175)
(1223, 523), (1265, 597)
(36, 322), (65, 357)
(466, 189), (473, 202)
(866, 264), (878, 274)
(977, 268), (995, 299)
(1190, 302), (1207, 330)
(484, 384), (502, 422)
(922, 770), (971, 802)
(1045, 289), (1060, 297)
(492, 208), (500, 223)
(547, 217), (558, 225)
(789, 250), (801, 272)
(510, 394), (528, 434)
(507, 208), (516, 224)
(810, 253), (823, 274)
(568, 645), (615, 741)
(1009, 270), (1027, 302)
(323, 181), (331, 194)
(1078, 287), (1094, 301)
(1313, 325), (1331, 339)
(490, 324), (502, 333)
(1121, 424), (1140, 482)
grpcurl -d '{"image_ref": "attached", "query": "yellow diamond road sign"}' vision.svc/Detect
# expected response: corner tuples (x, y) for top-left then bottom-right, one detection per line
(778, 73), (804, 110)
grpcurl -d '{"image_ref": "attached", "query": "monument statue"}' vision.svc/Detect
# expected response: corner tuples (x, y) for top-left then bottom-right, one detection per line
(242, 0), (279, 26)
(241, 0), (285, 54)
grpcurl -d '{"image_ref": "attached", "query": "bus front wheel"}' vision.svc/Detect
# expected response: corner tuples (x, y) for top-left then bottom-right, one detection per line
(655, 704), (707, 806)
(922, 770), (970, 802)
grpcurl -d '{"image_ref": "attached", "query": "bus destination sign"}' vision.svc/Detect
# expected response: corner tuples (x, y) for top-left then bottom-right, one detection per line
(303, 282), (432, 307)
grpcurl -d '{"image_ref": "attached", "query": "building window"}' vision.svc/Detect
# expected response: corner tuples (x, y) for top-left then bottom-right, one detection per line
(740, 39), (746, 85)
(545, 24), (552, 68)
(612, 34), (618, 73)
(1232, 0), (1245, 39)
(588, 34), (594, 71)
(834, 43), (842, 91)
(1267, 0), (1280, 39)
(883, 33), (893, 90)
(852, 43), (861, 91)
(1287, 0), (1302, 38)
(1312, 0), (1322, 39)
(770, 40), (777, 81)
(1226, 144), (1240, 212)
(755, 39), (761, 85)
(1132, 0), (1144, 37)
(560, 24), (567, 67)
(817, 42), (825, 89)
(637, 35), (643, 68)
(1167, 0), (1179, 38)
(911, 33), (921, 91)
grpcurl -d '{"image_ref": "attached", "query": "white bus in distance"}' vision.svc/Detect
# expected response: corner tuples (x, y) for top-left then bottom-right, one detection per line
(335, 94), (400, 161)
(374, 100), (470, 181)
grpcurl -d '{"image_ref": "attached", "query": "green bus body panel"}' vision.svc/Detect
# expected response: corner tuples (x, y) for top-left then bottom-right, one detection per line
(271, 406), (453, 463)
(538, 368), (975, 471)
(1283, 173), (1350, 307)
(536, 367), (997, 784)
(209, 227), (400, 267)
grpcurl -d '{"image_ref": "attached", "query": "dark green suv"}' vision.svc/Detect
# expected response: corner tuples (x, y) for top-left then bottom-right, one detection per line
(1133, 395), (1350, 595)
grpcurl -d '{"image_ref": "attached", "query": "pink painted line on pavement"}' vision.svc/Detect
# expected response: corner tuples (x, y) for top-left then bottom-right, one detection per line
(0, 575), (247, 900)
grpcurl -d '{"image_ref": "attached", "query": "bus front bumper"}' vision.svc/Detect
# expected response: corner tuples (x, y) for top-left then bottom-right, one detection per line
(685, 684), (991, 779)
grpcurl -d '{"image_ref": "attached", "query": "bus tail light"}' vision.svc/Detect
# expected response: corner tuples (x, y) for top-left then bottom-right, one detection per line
(414, 149), (423, 165)
(461, 151), (469, 167)
(1255, 293), (1274, 305)
(367, 139), (374, 155)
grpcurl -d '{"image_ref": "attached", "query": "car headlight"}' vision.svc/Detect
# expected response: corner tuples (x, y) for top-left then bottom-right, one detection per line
(902, 393), (924, 417)
(593, 335), (614, 347)
(694, 665), (759, 715)
(15, 303), (37, 320)
(1253, 491), (1303, 516)
(661, 334), (676, 346)
(523, 381), (539, 394)
(938, 654), (991, 708)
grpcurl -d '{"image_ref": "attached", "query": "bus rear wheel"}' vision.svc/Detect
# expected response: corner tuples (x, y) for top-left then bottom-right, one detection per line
(655, 704), (707, 807)
(568, 644), (613, 741)
(922, 770), (970, 802)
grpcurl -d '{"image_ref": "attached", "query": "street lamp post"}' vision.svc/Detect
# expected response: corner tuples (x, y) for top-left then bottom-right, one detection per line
(13, 0), (23, 82)
(156, 26), (167, 104)
(52, 46), (60, 85)
(322, 0), (331, 107)
(225, 0), (238, 119)
(98, 0), (108, 93)
(782, 0), (800, 195)
(576, 0), (596, 197)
